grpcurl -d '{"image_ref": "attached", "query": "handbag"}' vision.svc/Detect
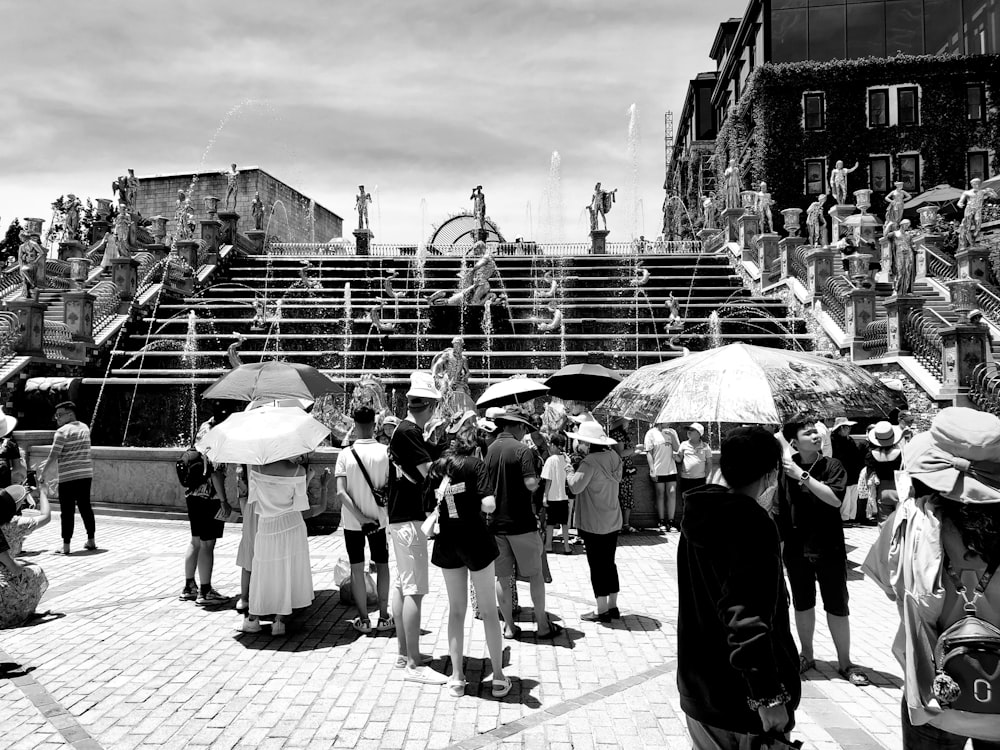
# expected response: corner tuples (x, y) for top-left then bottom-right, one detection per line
(351, 447), (388, 508)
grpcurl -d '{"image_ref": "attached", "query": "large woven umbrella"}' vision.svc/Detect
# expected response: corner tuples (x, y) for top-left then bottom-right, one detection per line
(597, 343), (904, 424)
(197, 406), (330, 465)
(202, 361), (342, 403)
(903, 184), (964, 210)
(545, 363), (622, 401)
(476, 377), (549, 408)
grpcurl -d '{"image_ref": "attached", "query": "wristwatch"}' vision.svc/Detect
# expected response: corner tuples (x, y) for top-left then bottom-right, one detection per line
(799, 470), (811, 483)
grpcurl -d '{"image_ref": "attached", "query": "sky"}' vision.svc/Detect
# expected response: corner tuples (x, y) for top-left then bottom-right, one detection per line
(0, 0), (748, 245)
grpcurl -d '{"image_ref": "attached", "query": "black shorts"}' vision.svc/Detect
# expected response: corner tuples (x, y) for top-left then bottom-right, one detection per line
(344, 528), (389, 565)
(653, 474), (678, 484)
(783, 552), (849, 617)
(186, 496), (224, 541)
(545, 501), (569, 526)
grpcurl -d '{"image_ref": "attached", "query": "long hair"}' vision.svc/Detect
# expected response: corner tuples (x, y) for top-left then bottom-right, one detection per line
(916, 479), (1000, 568)
(427, 433), (478, 485)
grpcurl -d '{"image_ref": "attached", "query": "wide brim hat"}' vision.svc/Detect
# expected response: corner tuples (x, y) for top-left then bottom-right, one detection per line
(447, 410), (478, 435)
(405, 371), (441, 401)
(832, 417), (857, 431)
(567, 420), (617, 446)
(493, 405), (535, 430)
(867, 421), (903, 447)
(484, 407), (505, 420)
(477, 418), (498, 433)
(904, 407), (1000, 504)
(0, 410), (18, 437)
(381, 416), (400, 427)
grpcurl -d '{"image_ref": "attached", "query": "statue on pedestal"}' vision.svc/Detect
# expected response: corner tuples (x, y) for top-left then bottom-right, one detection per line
(587, 182), (616, 231)
(429, 241), (497, 306)
(828, 160), (859, 205)
(723, 158), (741, 211)
(111, 175), (129, 208)
(470, 186), (486, 234)
(222, 163), (239, 211)
(356, 185), (372, 230)
(755, 181), (774, 233)
(887, 219), (916, 296)
(430, 336), (475, 418)
(174, 190), (194, 242)
(102, 208), (134, 271)
(250, 192), (265, 231)
(64, 194), (81, 242)
(884, 182), (911, 231)
(125, 169), (139, 210)
(17, 231), (45, 301)
(806, 194), (828, 246)
(665, 292), (682, 328)
(701, 193), (717, 230)
(957, 177), (998, 250)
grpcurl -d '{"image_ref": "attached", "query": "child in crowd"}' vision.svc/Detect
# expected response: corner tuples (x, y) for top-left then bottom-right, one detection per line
(541, 433), (572, 554)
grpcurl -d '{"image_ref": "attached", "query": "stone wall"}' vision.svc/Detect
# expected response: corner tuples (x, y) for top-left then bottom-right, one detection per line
(132, 167), (342, 243)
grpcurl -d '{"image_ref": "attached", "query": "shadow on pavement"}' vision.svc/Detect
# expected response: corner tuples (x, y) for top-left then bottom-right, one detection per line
(0, 661), (37, 679)
(600, 613), (663, 632)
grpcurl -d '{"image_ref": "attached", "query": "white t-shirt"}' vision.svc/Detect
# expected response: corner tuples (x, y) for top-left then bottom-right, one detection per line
(334, 439), (390, 531)
(541, 454), (570, 502)
(677, 440), (712, 479)
(644, 427), (679, 475)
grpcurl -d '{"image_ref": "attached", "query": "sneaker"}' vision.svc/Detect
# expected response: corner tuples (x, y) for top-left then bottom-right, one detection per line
(657, 521), (667, 533)
(178, 584), (198, 601)
(271, 620), (286, 636)
(196, 588), (229, 606)
(402, 666), (448, 685)
(241, 617), (261, 634)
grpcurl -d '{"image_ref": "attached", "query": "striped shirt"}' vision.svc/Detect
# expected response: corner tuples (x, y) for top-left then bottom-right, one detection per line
(53, 421), (93, 482)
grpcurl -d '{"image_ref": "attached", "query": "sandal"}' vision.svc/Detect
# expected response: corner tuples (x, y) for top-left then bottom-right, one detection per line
(350, 617), (373, 635)
(502, 624), (521, 640)
(375, 616), (395, 632)
(799, 656), (816, 674)
(838, 665), (871, 687)
(491, 675), (512, 698)
(536, 622), (564, 640)
(447, 679), (466, 698)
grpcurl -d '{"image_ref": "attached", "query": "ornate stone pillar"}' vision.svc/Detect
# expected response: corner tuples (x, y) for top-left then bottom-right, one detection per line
(174, 240), (199, 273)
(778, 237), (806, 281)
(827, 204), (857, 241)
(110, 257), (140, 302)
(69, 257), (90, 290)
(218, 211), (240, 246)
(246, 230), (267, 253)
(757, 233), (781, 277)
(845, 287), (877, 360)
(805, 247), (837, 300)
(200, 218), (223, 265)
(62, 290), (95, 343)
(884, 294), (925, 357)
(150, 216), (168, 244)
(722, 207), (744, 243)
(737, 213), (760, 262)
(955, 246), (991, 282)
(940, 323), (989, 405)
(4, 299), (45, 356)
(354, 228), (374, 256)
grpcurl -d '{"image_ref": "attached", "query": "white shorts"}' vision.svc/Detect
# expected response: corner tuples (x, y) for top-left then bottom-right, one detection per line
(388, 521), (429, 596)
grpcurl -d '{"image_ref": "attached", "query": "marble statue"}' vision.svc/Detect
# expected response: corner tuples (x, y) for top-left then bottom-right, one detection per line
(222, 163), (239, 211)
(723, 158), (741, 211)
(701, 193), (717, 229)
(250, 192), (264, 231)
(537, 270), (558, 298)
(125, 169), (139, 210)
(63, 194), (81, 241)
(428, 241), (497, 306)
(887, 219), (916, 296)
(102, 208), (133, 271)
(430, 336), (475, 417)
(630, 262), (650, 287)
(665, 292), (682, 328)
(356, 185), (372, 231)
(884, 182), (911, 230)
(111, 175), (128, 208)
(174, 190), (194, 241)
(17, 231), (45, 300)
(755, 182), (774, 233)
(368, 300), (396, 334)
(292, 260), (322, 292)
(957, 177), (998, 249)
(806, 194), (828, 246)
(828, 160), (859, 205)
(536, 302), (563, 333)
(470, 186), (486, 234)
(227, 333), (245, 369)
(587, 182), (616, 231)
(383, 268), (404, 300)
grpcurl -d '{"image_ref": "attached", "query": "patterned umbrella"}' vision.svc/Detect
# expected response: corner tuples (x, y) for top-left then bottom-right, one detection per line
(201, 361), (342, 402)
(597, 343), (904, 425)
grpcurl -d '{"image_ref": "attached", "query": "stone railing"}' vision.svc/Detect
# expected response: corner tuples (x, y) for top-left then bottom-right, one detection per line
(820, 275), (853, 330)
(0, 311), (22, 360)
(0, 266), (22, 299)
(902, 308), (945, 379)
(789, 244), (808, 288)
(925, 245), (958, 280)
(862, 318), (888, 357)
(701, 229), (726, 255)
(976, 284), (1000, 329)
(91, 280), (122, 330)
(265, 240), (707, 258)
(42, 320), (73, 359)
(970, 361), (1000, 417)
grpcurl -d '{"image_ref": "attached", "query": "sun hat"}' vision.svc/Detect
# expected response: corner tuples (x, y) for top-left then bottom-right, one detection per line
(405, 371), (441, 401)
(447, 410), (478, 435)
(0, 409), (18, 437)
(903, 407), (1000, 504)
(831, 416), (857, 431)
(381, 415), (400, 427)
(477, 418), (497, 433)
(867, 421), (903, 448)
(567, 420), (617, 446)
(493, 405), (535, 430)
(484, 407), (505, 420)
(687, 423), (705, 437)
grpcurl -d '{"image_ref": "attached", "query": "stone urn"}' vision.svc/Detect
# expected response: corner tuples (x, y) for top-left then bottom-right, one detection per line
(947, 277), (979, 322)
(203, 196), (221, 217)
(95, 198), (113, 219)
(781, 208), (802, 237)
(23, 217), (44, 237)
(918, 205), (940, 229)
(69, 257), (90, 289)
(150, 216), (168, 243)
(853, 189), (872, 214)
(740, 190), (757, 212)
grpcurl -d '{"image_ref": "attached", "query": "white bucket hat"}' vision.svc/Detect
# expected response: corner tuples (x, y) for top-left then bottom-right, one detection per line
(567, 420), (617, 446)
(405, 371), (441, 401)
(0, 409), (18, 437)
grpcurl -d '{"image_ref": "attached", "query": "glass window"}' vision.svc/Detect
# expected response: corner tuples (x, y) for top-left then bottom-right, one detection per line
(899, 154), (920, 192)
(964, 0), (1000, 55)
(696, 87), (715, 140)
(885, 0), (924, 55)
(804, 93), (826, 130)
(808, 5), (846, 61)
(898, 87), (919, 125)
(771, 8), (809, 63)
(870, 156), (891, 192)
(805, 159), (826, 194)
(869, 89), (889, 127)
(968, 151), (989, 182)
(847, 2), (886, 58)
(772, 0), (806, 8)
(968, 84), (986, 121)
(925, 0), (963, 54)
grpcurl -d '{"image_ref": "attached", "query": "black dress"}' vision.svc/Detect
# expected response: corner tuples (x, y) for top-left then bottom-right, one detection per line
(430, 456), (499, 572)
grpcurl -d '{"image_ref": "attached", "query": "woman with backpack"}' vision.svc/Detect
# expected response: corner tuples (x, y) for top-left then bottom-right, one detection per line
(864, 407), (1000, 747)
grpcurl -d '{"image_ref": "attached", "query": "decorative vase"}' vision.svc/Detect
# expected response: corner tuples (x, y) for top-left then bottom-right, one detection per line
(781, 208), (802, 236)
(203, 196), (220, 216)
(95, 199), (113, 219)
(853, 189), (872, 214)
(918, 205), (940, 229)
(947, 277), (979, 322)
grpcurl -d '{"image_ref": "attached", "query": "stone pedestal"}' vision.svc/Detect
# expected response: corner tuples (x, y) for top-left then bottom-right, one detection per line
(145, 244), (169, 264)
(200, 219), (223, 265)
(90, 219), (110, 245)
(778, 237), (806, 281)
(23, 218), (44, 237)
(722, 208), (744, 243)
(757, 233), (781, 276)
(150, 216), (168, 244)
(4, 299), (45, 356)
(884, 294), (925, 357)
(805, 247), (837, 300)
(848, 253), (877, 289)
(218, 212), (240, 246)
(589, 229), (609, 255)
(69, 257), (90, 289)
(62, 290), (95, 344)
(58, 240), (88, 262)
(955, 246), (991, 282)
(110, 257), (140, 302)
(174, 240), (199, 273)
(737, 214), (760, 262)
(246, 230), (267, 253)
(845, 287), (877, 359)
(354, 228), (374, 256)
(918, 232), (944, 254)
(827, 204), (858, 241)
(940, 323), (989, 403)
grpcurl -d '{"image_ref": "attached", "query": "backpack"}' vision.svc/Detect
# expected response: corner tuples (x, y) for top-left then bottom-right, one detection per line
(931, 561), (1000, 714)
(176, 448), (208, 490)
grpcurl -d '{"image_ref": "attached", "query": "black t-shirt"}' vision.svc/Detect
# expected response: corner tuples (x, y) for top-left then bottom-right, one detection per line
(485, 432), (538, 535)
(776, 454), (847, 559)
(387, 420), (434, 524)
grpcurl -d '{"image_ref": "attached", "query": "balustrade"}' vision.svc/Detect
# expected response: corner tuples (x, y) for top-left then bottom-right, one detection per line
(970, 362), (1000, 416)
(862, 319), (888, 357)
(820, 276), (853, 329)
(0, 311), (21, 360)
(902, 308), (944, 378)
(90, 280), (122, 331)
(42, 320), (73, 360)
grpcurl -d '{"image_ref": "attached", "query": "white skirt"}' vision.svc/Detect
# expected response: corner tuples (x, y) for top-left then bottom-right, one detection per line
(249, 510), (313, 616)
(236, 499), (258, 571)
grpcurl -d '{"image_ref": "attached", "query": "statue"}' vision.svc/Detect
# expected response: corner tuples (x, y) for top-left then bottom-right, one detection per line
(665, 292), (682, 328)
(102, 208), (133, 271)
(429, 241), (497, 306)
(250, 192), (265, 231)
(352, 374), (390, 417)
(430, 336), (475, 417)
(368, 300), (397, 334)
(887, 219), (916, 296)
(291, 260), (322, 292)
(957, 177), (998, 249)
(701, 193), (717, 229)
(537, 270), (558, 298)
(630, 262), (650, 287)
(806, 194), (828, 246)
(17, 231), (46, 300)
(536, 302), (563, 333)
(723, 158), (741, 211)
(383, 268), (404, 300)
(470, 185), (486, 234)
(755, 182), (774, 233)
(227, 333), (245, 369)
(356, 185), (372, 231)
(222, 163), (239, 211)
(125, 169), (139, 210)
(174, 190), (194, 241)
(63, 194), (81, 241)
(587, 182), (617, 231)
(111, 175), (128, 207)
(828, 160), (859, 205)
(883, 182), (911, 230)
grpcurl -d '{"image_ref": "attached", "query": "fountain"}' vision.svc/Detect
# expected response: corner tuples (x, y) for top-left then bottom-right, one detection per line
(625, 104), (640, 240)
(540, 151), (565, 243)
(707, 311), (722, 349)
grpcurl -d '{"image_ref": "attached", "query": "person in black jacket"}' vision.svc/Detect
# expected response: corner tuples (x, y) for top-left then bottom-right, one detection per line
(678, 426), (800, 748)
(829, 416), (864, 525)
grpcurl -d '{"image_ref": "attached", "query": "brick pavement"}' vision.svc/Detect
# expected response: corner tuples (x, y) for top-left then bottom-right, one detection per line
(0, 516), (905, 749)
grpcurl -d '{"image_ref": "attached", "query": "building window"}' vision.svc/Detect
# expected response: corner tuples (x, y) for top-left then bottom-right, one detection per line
(898, 87), (919, 125)
(805, 159), (826, 195)
(968, 151), (989, 182)
(803, 93), (825, 131)
(899, 154), (921, 192)
(968, 84), (986, 121)
(870, 156), (891, 192)
(869, 89), (889, 127)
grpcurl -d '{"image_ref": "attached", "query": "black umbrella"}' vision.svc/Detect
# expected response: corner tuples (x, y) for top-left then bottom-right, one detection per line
(545, 363), (622, 402)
